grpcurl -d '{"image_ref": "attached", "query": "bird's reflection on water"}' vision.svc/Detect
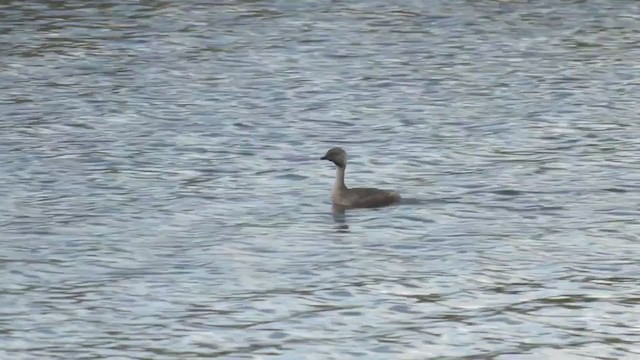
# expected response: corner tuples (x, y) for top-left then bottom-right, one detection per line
(331, 204), (350, 232)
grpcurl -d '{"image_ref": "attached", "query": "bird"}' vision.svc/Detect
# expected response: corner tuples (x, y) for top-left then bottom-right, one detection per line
(320, 147), (401, 209)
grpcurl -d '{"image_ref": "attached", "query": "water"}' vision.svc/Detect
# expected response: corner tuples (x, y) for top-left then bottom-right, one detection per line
(1, 0), (640, 359)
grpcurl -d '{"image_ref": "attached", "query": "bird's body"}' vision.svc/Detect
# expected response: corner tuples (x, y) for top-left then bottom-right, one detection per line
(321, 147), (401, 209)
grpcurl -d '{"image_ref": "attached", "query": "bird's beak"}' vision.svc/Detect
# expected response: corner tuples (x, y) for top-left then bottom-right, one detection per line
(320, 156), (327, 160)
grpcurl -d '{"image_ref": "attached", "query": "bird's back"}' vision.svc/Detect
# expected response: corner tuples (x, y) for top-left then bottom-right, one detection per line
(340, 187), (401, 208)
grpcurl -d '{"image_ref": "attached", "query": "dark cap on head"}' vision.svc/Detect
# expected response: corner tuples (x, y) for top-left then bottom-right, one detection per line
(321, 147), (347, 168)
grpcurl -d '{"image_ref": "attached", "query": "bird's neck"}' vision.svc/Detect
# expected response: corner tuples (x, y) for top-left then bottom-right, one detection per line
(333, 166), (347, 194)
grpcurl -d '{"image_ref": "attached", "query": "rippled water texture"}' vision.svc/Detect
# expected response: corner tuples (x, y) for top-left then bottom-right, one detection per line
(2, 0), (640, 359)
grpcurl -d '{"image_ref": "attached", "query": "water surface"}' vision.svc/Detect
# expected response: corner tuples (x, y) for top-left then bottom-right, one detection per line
(1, 1), (640, 359)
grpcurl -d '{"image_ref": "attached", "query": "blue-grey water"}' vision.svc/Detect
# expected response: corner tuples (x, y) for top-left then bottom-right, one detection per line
(2, 1), (640, 359)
